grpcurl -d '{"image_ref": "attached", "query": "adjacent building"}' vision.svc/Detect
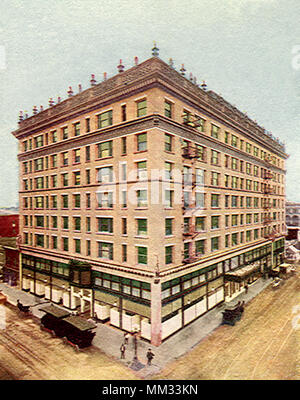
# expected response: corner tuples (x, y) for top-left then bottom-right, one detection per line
(12, 48), (287, 345)
(0, 213), (20, 285)
(286, 201), (300, 240)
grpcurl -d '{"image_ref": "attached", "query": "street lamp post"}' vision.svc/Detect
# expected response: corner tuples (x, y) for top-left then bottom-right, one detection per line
(129, 326), (144, 371)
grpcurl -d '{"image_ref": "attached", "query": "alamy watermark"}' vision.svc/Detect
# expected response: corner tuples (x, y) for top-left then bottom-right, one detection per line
(0, 46), (6, 70)
(291, 45), (300, 71)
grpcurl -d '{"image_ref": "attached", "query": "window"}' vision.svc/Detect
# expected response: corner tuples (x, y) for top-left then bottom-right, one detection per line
(51, 131), (57, 143)
(211, 194), (219, 208)
(183, 242), (191, 259)
(246, 142), (252, 154)
(62, 216), (69, 230)
(211, 150), (219, 165)
(137, 99), (147, 117)
(34, 158), (44, 171)
(121, 104), (127, 121)
(98, 110), (113, 128)
(35, 216), (44, 227)
(74, 239), (81, 253)
(211, 237), (219, 252)
(195, 116), (205, 132)
(98, 141), (112, 158)
(74, 122), (80, 136)
(183, 166), (192, 184)
(165, 218), (173, 235)
(73, 171), (80, 186)
(137, 219), (147, 236)
(195, 240), (205, 255)
(122, 244), (127, 262)
(196, 144), (205, 161)
(195, 217), (205, 231)
(98, 217), (113, 233)
(137, 246), (147, 264)
(211, 125), (219, 139)
(165, 134), (172, 152)
(97, 166), (113, 183)
(122, 218), (127, 235)
(35, 234), (44, 247)
(62, 152), (68, 166)
(74, 217), (81, 231)
(165, 162), (173, 180)
(231, 158), (238, 170)
(98, 242), (113, 260)
(225, 175), (229, 187)
(253, 146), (259, 157)
(232, 196), (238, 208)
(211, 172), (219, 186)
(62, 127), (68, 140)
(97, 192), (113, 208)
(232, 176), (238, 189)
(86, 118), (90, 133)
(225, 234), (230, 248)
(165, 246), (173, 264)
(211, 216), (220, 230)
(246, 197), (252, 208)
(121, 137), (127, 155)
(195, 169), (204, 185)
(232, 233), (238, 246)
(232, 215), (238, 226)
(225, 131), (229, 143)
(231, 135), (238, 147)
(73, 149), (80, 163)
(86, 169), (91, 184)
(246, 163), (252, 175)
(137, 190), (148, 207)
(246, 214), (252, 224)
(164, 101), (172, 118)
(195, 192), (204, 208)
(246, 179), (252, 190)
(85, 146), (90, 162)
(137, 133), (147, 151)
(246, 230), (252, 242)
(183, 191), (190, 208)
(74, 194), (81, 208)
(52, 236), (58, 249)
(35, 196), (44, 209)
(35, 135), (44, 148)
(137, 161), (147, 180)
(121, 191), (127, 208)
(51, 195), (57, 209)
(86, 217), (91, 232)
(35, 177), (44, 189)
(62, 173), (68, 187)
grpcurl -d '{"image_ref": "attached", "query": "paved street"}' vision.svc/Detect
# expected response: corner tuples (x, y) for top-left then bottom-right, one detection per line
(156, 271), (300, 380)
(0, 271), (299, 380)
(0, 303), (137, 380)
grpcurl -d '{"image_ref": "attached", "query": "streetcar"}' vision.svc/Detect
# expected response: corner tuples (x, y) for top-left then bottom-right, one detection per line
(62, 315), (96, 349)
(39, 304), (71, 337)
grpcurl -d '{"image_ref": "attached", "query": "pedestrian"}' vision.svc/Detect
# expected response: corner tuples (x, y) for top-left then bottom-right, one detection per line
(124, 332), (129, 345)
(146, 348), (154, 366)
(120, 343), (126, 359)
(244, 283), (248, 294)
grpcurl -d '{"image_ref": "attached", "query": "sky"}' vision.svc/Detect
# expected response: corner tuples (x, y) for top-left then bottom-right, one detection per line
(0, 0), (299, 207)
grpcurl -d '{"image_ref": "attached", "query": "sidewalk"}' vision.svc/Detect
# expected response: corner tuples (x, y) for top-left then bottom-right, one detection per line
(0, 277), (273, 379)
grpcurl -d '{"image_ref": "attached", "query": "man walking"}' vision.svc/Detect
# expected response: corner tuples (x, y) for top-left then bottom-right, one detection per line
(146, 348), (154, 366)
(120, 343), (126, 359)
(124, 332), (129, 345)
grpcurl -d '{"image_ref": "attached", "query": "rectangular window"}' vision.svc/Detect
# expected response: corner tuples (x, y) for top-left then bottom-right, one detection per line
(211, 194), (219, 208)
(165, 246), (173, 264)
(74, 171), (80, 186)
(211, 237), (219, 252)
(121, 137), (127, 155)
(137, 219), (147, 236)
(211, 150), (219, 165)
(97, 192), (113, 208)
(98, 217), (113, 233)
(35, 135), (44, 148)
(195, 240), (205, 256)
(35, 234), (44, 247)
(137, 190), (148, 207)
(211, 216), (220, 230)
(62, 173), (68, 187)
(52, 131), (57, 143)
(62, 127), (68, 140)
(86, 217), (91, 232)
(165, 134), (172, 152)
(74, 217), (81, 231)
(62, 152), (68, 166)
(165, 162), (173, 180)
(211, 125), (220, 139)
(232, 233), (238, 246)
(97, 166), (113, 183)
(74, 194), (81, 208)
(51, 154), (58, 168)
(86, 118), (90, 133)
(231, 135), (238, 147)
(137, 133), (147, 151)
(74, 122), (80, 136)
(137, 246), (147, 264)
(137, 161), (147, 180)
(73, 149), (80, 164)
(122, 244), (127, 262)
(98, 110), (113, 128)
(195, 217), (205, 231)
(85, 146), (90, 162)
(98, 141), (113, 158)
(122, 218), (127, 235)
(86, 193), (91, 208)
(165, 218), (173, 236)
(211, 172), (219, 186)
(137, 99), (147, 117)
(121, 104), (127, 121)
(196, 144), (205, 161)
(98, 242), (113, 260)
(231, 196), (238, 208)
(195, 192), (204, 208)
(62, 216), (69, 230)
(164, 101), (172, 118)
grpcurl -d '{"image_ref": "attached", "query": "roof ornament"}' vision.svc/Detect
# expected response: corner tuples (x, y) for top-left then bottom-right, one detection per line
(201, 80), (207, 90)
(117, 59), (124, 73)
(18, 111), (24, 123)
(189, 72), (193, 81)
(169, 58), (174, 68)
(32, 106), (38, 115)
(49, 98), (54, 107)
(57, 96), (62, 103)
(180, 64), (186, 76)
(67, 86), (73, 97)
(40, 105), (44, 112)
(78, 84), (82, 93)
(90, 74), (96, 86)
(103, 72), (107, 81)
(134, 56), (139, 66)
(152, 41), (159, 57)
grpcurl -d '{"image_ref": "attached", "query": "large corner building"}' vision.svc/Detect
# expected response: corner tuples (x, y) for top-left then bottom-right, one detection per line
(12, 48), (288, 346)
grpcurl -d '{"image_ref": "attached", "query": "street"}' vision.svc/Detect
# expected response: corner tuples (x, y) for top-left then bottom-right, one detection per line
(0, 303), (137, 380)
(156, 271), (300, 380)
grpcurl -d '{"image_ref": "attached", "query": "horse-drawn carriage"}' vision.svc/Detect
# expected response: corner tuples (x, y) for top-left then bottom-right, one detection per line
(17, 299), (31, 313)
(222, 301), (245, 326)
(39, 304), (71, 337)
(62, 315), (96, 349)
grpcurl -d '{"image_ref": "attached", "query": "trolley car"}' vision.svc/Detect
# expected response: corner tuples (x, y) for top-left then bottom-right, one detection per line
(222, 301), (245, 326)
(62, 315), (96, 349)
(39, 304), (71, 337)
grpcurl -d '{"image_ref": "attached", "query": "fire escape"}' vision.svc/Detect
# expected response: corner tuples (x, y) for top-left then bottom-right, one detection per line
(181, 112), (205, 264)
(262, 156), (276, 241)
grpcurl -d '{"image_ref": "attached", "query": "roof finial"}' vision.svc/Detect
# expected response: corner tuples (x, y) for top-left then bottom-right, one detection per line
(90, 74), (96, 86)
(134, 56), (139, 66)
(180, 64), (186, 76)
(103, 72), (107, 81)
(32, 106), (38, 115)
(201, 80), (207, 91)
(67, 86), (73, 97)
(117, 59), (124, 73)
(49, 98), (54, 107)
(152, 41), (159, 57)
(169, 58), (174, 68)
(18, 111), (24, 123)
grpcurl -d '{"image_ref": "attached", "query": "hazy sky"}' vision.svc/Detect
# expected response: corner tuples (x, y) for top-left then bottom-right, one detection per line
(0, 0), (299, 207)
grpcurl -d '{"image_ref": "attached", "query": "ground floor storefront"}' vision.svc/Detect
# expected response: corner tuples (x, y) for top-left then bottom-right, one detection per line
(19, 237), (285, 346)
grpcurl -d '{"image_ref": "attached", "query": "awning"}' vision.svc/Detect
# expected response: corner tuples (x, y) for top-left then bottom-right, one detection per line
(225, 262), (261, 282)
(63, 315), (96, 331)
(39, 304), (70, 319)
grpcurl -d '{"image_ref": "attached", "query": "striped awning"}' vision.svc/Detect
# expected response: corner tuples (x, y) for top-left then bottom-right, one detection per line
(224, 262), (261, 282)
